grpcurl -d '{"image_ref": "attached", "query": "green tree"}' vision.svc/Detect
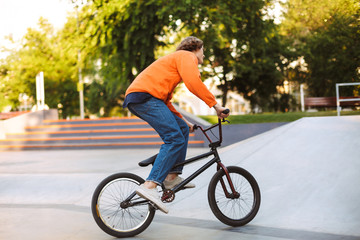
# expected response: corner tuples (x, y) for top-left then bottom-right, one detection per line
(281, 0), (360, 97)
(151, 0), (286, 111)
(0, 18), (80, 118)
(79, 0), (172, 116)
(81, 0), (285, 113)
(228, 1), (285, 111)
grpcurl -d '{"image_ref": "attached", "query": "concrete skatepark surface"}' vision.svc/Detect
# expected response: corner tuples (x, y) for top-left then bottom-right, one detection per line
(0, 116), (359, 240)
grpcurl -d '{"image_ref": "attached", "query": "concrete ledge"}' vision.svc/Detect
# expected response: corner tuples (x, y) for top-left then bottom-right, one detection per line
(221, 122), (288, 147)
(0, 109), (58, 139)
(173, 104), (211, 126)
(174, 105), (288, 147)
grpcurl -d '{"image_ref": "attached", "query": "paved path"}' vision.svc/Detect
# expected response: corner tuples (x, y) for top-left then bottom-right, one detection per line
(0, 116), (359, 240)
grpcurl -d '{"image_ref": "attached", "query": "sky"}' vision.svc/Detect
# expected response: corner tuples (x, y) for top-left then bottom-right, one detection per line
(0, 0), (74, 58)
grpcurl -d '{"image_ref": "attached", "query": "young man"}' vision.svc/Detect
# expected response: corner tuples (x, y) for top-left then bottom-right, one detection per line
(123, 36), (229, 213)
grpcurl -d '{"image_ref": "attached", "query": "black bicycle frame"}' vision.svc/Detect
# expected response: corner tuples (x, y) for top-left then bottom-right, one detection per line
(171, 149), (220, 193)
(169, 118), (236, 195)
(123, 117), (237, 206)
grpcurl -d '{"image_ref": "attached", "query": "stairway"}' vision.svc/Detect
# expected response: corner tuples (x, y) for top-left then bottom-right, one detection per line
(0, 117), (205, 150)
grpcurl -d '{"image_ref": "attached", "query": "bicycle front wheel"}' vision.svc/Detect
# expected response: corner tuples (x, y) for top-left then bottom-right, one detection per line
(91, 173), (155, 238)
(208, 166), (261, 226)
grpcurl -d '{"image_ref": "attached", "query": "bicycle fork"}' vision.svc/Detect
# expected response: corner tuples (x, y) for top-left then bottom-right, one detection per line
(217, 162), (240, 199)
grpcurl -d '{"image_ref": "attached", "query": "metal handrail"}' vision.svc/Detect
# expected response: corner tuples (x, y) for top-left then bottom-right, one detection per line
(336, 82), (360, 116)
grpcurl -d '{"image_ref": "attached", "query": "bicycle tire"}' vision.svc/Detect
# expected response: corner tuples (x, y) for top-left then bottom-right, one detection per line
(91, 173), (155, 238)
(208, 166), (261, 226)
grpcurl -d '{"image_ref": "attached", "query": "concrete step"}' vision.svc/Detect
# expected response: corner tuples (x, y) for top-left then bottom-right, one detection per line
(0, 140), (205, 150)
(42, 116), (141, 125)
(1, 133), (201, 144)
(24, 121), (150, 132)
(5, 128), (156, 139)
(0, 117), (205, 150)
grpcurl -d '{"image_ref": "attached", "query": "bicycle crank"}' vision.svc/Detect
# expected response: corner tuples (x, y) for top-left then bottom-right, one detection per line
(161, 189), (175, 203)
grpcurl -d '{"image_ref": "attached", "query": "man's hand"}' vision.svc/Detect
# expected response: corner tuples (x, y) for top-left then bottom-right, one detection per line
(213, 103), (230, 119)
(183, 117), (195, 133)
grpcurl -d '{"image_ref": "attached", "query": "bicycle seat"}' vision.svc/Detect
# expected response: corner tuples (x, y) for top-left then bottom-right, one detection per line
(138, 154), (157, 167)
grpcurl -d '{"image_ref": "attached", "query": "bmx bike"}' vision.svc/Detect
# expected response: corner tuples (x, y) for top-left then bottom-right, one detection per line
(91, 113), (261, 238)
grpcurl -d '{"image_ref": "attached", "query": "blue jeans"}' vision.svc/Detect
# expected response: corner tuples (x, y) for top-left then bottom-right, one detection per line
(127, 97), (189, 185)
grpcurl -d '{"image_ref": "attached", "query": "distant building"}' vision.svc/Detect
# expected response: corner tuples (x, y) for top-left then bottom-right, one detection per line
(173, 80), (250, 115)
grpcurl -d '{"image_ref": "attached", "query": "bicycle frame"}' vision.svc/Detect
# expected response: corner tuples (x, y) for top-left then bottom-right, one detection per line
(169, 118), (237, 195)
(123, 117), (238, 207)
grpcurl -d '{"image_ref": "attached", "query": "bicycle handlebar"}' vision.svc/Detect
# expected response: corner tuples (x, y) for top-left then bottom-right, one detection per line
(222, 109), (230, 115)
(193, 109), (230, 147)
(193, 109), (230, 130)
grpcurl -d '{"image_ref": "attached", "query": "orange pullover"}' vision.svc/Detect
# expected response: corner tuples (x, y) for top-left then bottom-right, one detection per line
(125, 50), (217, 118)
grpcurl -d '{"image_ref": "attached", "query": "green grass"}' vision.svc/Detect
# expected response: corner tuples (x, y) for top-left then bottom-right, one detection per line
(199, 110), (360, 124)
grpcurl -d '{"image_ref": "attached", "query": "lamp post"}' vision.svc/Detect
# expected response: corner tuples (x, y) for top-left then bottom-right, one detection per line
(75, 4), (85, 119)
(36, 71), (45, 110)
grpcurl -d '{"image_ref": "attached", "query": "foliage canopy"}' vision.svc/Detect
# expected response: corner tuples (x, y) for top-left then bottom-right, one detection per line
(0, 0), (359, 117)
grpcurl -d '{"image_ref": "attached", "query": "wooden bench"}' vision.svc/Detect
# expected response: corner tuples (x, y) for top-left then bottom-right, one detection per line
(305, 97), (360, 108)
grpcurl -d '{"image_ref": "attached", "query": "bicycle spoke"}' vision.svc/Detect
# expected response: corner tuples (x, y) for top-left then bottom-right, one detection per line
(209, 166), (260, 226)
(95, 177), (152, 232)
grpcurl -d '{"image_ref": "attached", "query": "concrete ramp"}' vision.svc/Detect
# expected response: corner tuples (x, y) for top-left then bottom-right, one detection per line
(171, 116), (360, 237)
(1, 115), (359, 239)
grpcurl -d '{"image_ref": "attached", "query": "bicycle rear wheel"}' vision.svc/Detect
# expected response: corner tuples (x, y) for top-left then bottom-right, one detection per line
(208, 166), (261, 226)
(91, 173), (155, 238)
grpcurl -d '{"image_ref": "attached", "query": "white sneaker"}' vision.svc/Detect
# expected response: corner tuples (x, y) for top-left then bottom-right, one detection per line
(136, 184), (169, 214)
(163, 176), (195, 189)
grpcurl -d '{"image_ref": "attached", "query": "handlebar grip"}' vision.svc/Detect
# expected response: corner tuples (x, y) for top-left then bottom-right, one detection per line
(193, 124), (199, 130)
(222, 109), (230, 114)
